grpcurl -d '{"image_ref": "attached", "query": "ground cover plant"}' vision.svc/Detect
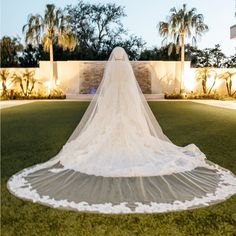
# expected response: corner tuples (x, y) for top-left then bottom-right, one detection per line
(1, 101), (236, 236)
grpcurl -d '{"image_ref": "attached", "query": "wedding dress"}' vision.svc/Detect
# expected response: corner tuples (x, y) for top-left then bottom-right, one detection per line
(8, 47), (236, 213)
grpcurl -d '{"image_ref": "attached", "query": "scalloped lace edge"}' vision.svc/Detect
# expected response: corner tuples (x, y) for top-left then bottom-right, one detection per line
(7, 162), (236, 214)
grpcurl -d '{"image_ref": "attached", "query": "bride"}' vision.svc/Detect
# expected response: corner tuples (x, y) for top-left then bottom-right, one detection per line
(8, 47), (236, 213)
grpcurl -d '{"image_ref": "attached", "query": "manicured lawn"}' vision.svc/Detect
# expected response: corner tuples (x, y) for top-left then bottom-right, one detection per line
(1, 101), (236, 236)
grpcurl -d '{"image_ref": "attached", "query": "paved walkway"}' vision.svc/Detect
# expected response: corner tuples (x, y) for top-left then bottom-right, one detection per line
(190, 100), (236, 110)
(1, 99), (236, 110)
(0, 100), (36, 109)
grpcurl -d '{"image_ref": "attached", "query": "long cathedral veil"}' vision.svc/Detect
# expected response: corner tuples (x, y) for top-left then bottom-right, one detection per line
(7, 47), (236, 213)
(67, 47), (169, 144)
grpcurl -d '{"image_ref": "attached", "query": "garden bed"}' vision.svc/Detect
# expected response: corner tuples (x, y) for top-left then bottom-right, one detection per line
(165, 92), (236, 100)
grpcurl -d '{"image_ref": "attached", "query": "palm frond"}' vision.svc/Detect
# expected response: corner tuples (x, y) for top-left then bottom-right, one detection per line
(176, 35), (180, 54)
(22, 14), (44, 46)
(168, 43), (174, 56)
(42, 35), (51, 52)
(158, 3), (208, 51)
(58, 31), (77, 51)
(23, 3), (77, 53)
(158, 21), (169, 37)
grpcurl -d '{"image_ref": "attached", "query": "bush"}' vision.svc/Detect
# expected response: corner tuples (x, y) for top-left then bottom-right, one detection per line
(164, 91), (235, 100)
(0, 89), (66, 100)
(48, 94), (66, 99)
(165, 93), (187, 99)
(196, 93), (221, 100)
(48, 89), (66, 99)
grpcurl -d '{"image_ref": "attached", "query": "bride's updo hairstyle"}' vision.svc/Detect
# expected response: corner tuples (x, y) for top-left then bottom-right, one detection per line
(109, 47), (128, 61)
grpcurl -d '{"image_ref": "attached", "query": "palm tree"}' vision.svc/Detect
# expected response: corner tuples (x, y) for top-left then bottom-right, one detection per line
(158, 4), (208, 93)
(0, 69), (11, 96)
(23, 4), (76, 92)
(195, 67), (217, 95)
(12, 69), (38, 96)
(218, 71), (236, 97)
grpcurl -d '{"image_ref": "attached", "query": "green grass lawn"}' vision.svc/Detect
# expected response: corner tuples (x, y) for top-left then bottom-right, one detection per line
(1, 101), (236, 236)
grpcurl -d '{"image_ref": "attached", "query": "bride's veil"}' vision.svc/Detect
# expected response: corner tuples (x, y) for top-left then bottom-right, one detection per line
(7, 46), (236, 214)
(68, 47), (170, 143)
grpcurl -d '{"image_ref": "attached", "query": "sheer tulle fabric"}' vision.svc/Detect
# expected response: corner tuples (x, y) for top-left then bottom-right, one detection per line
(7, 47), (236, 213)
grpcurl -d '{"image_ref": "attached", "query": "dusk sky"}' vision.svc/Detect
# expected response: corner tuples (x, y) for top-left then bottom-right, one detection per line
(1, 0), (236, 56)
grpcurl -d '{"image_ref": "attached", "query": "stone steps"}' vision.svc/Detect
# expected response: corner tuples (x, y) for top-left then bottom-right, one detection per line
(66, 94), (94, 101)
(144, 94), (165, 100)
(66, 93), (165, 101)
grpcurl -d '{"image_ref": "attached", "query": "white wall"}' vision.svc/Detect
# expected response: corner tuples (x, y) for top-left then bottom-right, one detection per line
(1, 61), (236, 95)
(184, 67), (236, 95)
(39, 60), (190, 94)
(0, 68), (42, 93)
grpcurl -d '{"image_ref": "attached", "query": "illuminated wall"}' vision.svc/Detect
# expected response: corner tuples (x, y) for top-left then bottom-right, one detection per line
(1, 61), (236, 95)
(184, 67), (236, 94)
(38, 60), (189, 95)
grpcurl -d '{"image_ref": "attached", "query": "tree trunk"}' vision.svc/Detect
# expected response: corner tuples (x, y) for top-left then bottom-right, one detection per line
(202, 80), (207, 94)
(180, 33), (185, 93)
(49, 41), (54, 94)
(29, 82), (35, 94)
(226, 81), (230, 96)
(2, 81), (7, 95)
(26, 79), (29, 96)
(229, 79), (232, 96)
(20, 82), (26, 96)
(208, 79), (216, 95)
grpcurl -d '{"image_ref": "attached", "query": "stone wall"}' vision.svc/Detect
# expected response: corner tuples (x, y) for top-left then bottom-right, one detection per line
(78, 62), (157, 94)
(38, 60), (188, 94)
(132, 63), (152, 94)
(79, 62), (105, 94)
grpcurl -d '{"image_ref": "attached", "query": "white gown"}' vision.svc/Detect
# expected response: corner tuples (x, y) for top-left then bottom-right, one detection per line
(7, 47), (236, 214)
